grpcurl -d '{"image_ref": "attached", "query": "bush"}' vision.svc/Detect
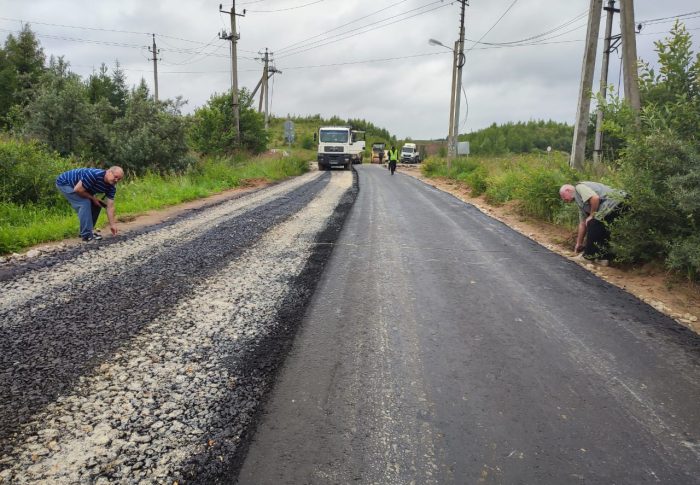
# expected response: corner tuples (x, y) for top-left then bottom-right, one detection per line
(516, 164), (571, 222)
(0, 137), (72, 205)
(666, 235), (700, 281)
(111, 91), (193, 175)
(188, 89), (268, 155)
(485, 171), (521, 205)
(464, 166), (488, 196)
(421, 157), (445, 177)
(300, 134), (315, 150)
(610, 133), (699, 265)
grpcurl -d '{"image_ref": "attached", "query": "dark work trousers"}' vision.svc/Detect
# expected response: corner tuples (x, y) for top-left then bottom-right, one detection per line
(584, 207), (625, 259)
(91, 202), (102, 228)
(389, 161), (397, 175)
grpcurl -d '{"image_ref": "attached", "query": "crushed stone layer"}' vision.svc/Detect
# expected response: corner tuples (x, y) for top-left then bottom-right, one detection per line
(0, 169), (356, 483)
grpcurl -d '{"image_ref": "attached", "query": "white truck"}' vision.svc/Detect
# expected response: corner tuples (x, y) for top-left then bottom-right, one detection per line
(317, 126), (365, 170)
(400, 143), (421, 163)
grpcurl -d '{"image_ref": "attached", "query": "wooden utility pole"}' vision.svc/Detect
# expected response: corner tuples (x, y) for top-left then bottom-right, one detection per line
(219, 2), (245, 144)
(619, 0), (641, 113)
(570, 0), (603, 170)
(148, 34), (159, 102)
(593, 0), (619, 163)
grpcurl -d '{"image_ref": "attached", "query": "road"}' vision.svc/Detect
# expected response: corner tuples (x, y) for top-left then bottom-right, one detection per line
(238, 165), (700, 484)
(0, 169), (355, 483)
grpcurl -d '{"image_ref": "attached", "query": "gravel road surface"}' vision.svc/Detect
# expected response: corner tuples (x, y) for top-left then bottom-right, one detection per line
(239, 164), (700, 484)
(0, 169), (356, 483)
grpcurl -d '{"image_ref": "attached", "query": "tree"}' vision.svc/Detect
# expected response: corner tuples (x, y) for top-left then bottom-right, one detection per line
(0, 25), (45, 127)
(23, 56), (99, 156)
(188, 88), (268, 154)
(110, 88), (192, 174)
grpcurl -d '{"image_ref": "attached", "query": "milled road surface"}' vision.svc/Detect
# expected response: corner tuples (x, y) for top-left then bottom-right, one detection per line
(239, 165), (700, 484)
(0, 169), (356, 483)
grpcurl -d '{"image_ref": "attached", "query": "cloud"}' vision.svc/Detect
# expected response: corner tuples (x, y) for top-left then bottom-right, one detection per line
(1, 0), (698, 139)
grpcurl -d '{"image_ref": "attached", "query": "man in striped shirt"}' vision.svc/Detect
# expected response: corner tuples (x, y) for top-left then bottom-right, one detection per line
(55, 166), (124, 242)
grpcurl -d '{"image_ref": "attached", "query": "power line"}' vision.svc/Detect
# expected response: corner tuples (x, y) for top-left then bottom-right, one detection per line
(639, 10), (700, 25)
(274, 0), (410, 54)
(276, 0), (451, 59)
(482, 9), (588, 47)
(465, 0), (520, 55)
(247, 0), (325, 13)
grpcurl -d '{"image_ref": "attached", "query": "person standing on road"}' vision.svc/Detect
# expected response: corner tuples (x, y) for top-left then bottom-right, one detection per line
(56, 166), (124, 242)
(559, 182), (628, 264)
(388, 146), (398, 175)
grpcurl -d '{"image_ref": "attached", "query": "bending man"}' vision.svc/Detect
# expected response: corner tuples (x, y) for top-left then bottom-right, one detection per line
(56, 166), (124, 242)
(559, 182), (628, 263)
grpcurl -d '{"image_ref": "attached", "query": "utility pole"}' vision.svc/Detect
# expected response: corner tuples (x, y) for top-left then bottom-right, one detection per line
(259, 49), (269, 115)
(570, 0), (603, 171)
(446, 41), (458, 159)
(593, 0), (619, 164)
(619, 0), (641, 113)
(449, 0), (467, 167)
(219, 2), (245, 144)
(252, 49), (281, 130)
(148, 34), (160, 102)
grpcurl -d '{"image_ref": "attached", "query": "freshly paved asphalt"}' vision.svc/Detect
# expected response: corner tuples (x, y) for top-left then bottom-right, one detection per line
(237, 164), (700, 484)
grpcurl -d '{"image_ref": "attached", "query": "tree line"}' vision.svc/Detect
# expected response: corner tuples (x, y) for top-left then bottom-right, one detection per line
(458, 120), (574, 155)
(0, 25), (271, 180)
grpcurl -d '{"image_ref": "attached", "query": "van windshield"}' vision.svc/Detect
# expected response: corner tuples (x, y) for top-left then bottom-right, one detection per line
(402, 148), (413, 153)
(320, 130), (349, 143)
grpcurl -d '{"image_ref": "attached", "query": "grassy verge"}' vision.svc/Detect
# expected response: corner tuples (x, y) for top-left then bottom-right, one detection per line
(420, 152), (615, 229)
(0, 151), (311, 254)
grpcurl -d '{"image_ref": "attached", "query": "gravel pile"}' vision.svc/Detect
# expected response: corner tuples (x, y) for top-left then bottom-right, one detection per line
(0, 169), (356, 483)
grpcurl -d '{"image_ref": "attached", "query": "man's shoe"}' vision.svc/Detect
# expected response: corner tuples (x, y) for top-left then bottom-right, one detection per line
(82, 235), (94, 243)
(92, 232), (103, 241)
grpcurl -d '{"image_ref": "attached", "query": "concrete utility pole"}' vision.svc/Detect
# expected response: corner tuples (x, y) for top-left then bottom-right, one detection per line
(570, 0), (603, 171)
(219, 2), (245, 144)
(251, 49), (281, 130)
(450, 0), (467, 167)
(148, 34), (160, 102)
(619, 0), (641, 113)
(593, 0), (619, 164)
(446, 41), (458, 159)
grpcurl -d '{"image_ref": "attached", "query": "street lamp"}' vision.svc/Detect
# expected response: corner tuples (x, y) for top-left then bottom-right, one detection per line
(429, 38), (460, 162)
(428, 38), (448, 48)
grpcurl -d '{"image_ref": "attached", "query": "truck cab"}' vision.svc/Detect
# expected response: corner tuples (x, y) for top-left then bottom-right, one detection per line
(400, 143), (421, 163)
(317, 126), (365, 170)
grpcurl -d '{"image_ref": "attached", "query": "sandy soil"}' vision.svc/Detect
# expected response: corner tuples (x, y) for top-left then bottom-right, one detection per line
(398, 163), (700, 335)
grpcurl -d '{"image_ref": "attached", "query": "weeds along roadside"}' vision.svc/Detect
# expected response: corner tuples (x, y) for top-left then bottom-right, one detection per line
(421, 152), (600, 226)
(0, 139), (313, 255)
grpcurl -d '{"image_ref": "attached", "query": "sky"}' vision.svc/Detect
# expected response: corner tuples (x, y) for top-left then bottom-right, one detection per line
(1, 0), (698, 139)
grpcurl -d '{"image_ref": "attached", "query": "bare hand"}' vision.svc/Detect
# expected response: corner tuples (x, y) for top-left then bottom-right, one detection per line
(110, 225), (118, 236)
(575, 244), (584, 253)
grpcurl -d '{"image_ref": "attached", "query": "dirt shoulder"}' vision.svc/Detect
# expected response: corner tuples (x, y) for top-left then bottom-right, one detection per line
(398, 163), (700, 335)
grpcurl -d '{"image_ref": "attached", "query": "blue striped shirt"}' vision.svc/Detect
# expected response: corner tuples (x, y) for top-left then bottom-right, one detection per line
(56, 168), (117, 200)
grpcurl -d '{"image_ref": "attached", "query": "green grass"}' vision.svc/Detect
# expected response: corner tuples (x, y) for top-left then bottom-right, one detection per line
(421, 152), (597, 228)
(0, 152), (310, 254)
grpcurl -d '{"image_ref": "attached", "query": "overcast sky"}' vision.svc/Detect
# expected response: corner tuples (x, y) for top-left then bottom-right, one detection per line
(1, 0), (698, 139)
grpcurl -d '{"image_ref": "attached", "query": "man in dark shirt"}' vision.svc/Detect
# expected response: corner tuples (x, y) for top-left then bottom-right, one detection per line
(559, 182), (628, 264)
(55, 166), (124, 242)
